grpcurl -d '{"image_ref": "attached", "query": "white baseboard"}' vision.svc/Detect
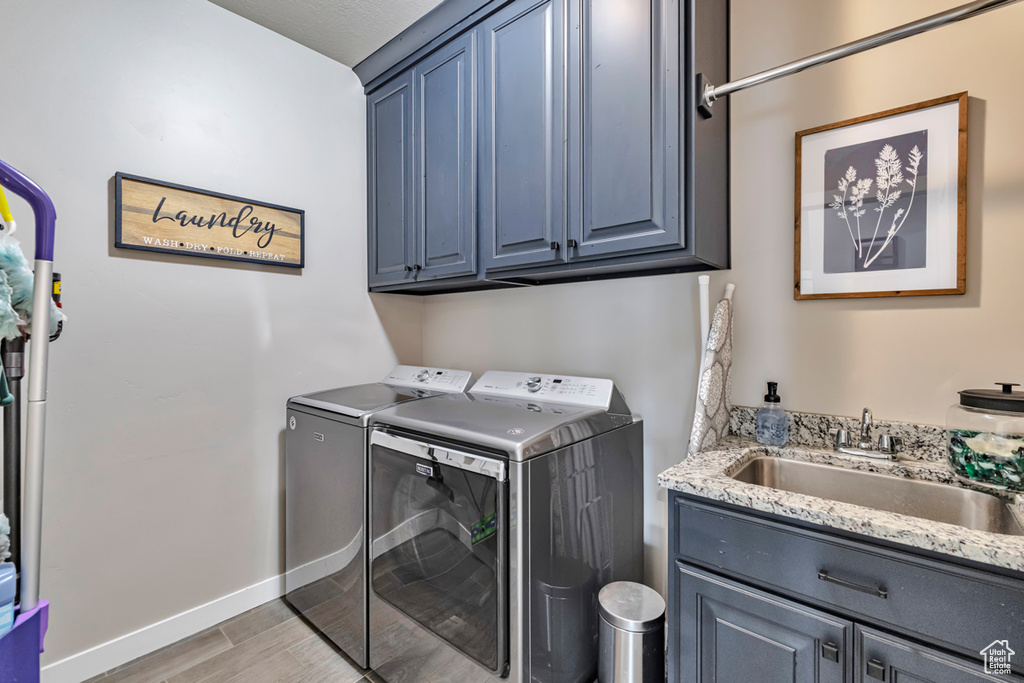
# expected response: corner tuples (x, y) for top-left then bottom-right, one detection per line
(41, 572), (286, 683)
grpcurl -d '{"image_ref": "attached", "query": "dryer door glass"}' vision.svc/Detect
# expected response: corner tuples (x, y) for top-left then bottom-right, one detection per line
(370, 442), (507, 673)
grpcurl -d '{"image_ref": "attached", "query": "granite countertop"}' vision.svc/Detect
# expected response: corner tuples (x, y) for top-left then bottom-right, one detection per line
(658, 435), (1024, 572)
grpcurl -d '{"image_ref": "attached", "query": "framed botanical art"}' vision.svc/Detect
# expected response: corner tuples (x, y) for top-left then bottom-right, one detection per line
(795, 92), (967, 299)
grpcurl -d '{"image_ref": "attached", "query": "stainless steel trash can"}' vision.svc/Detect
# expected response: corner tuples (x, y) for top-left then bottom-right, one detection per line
(598, 581), (666, 683)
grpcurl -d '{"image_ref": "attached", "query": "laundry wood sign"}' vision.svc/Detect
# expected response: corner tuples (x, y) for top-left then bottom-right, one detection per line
(114, 173), (304, 268)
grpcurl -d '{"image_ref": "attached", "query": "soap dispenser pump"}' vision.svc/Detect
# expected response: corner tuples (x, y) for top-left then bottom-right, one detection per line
(756, 381), (789, 447)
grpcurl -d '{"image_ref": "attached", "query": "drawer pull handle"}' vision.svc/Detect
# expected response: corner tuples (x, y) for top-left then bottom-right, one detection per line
(821, 642), (839, 662)
(817, 570), (888, 599)
(866, 658), (886, 680)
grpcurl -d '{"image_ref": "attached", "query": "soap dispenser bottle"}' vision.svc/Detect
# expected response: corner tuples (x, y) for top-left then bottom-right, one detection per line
(756, 382), (789, 447)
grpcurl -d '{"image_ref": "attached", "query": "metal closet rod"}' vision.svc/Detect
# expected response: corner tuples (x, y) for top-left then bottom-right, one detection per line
(700, 0), (1023, 114)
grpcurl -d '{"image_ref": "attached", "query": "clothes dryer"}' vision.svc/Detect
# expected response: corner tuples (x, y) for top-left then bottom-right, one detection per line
(285, 366), (473, 668)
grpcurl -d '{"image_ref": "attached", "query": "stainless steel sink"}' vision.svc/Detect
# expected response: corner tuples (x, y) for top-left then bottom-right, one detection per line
(731, 457), (1024, 536)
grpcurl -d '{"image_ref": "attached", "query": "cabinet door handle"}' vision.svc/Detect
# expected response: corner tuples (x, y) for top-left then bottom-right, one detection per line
(413, 264), (421, 271)
(818, 570), (887, 599)
(566, 239), (578, 248)
(404, 265), (413, 272)
(866, 658), (886, 681)
(821, 642), (839, 663)
(550, 241), (560, 250)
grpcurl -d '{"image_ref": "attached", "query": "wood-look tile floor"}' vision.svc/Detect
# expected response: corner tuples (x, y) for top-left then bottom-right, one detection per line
(83, 599), (386, 683)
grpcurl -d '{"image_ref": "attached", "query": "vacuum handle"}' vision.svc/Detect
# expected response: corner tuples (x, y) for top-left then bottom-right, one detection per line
(0, 159), (56, 262)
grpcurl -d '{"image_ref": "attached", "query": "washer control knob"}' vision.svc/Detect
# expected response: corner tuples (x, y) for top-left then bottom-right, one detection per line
(526, 376), (543, 392)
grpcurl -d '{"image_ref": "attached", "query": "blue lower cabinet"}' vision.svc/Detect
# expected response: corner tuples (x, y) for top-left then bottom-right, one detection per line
(669, 493), (1024, 682)
(674, 562), (850, 683)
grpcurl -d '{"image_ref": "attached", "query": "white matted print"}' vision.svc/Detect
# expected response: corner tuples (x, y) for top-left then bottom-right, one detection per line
(796, 93), (967, 299)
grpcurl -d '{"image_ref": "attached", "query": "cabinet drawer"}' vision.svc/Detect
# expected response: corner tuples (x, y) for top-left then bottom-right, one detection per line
(675, 497), (1024, 671)
(856, 625), (1024, 682)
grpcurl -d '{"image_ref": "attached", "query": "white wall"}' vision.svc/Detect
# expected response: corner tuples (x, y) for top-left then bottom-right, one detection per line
(0, 0), (421, 666)
(422, 0), (1024, 594)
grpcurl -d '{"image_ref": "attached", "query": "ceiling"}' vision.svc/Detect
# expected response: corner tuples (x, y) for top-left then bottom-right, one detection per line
(209, 0), (445, 67)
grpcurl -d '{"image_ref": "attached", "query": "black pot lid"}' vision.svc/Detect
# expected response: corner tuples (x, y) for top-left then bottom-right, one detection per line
(959, 383), (1024, 414)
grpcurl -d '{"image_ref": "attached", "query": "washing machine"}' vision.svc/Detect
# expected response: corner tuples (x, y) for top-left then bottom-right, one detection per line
(284, 365), (473, 668)
(366, 371), (643, 682)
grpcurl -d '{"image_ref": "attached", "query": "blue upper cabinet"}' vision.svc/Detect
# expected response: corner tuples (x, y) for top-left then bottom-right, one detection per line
(367, 72), (415, 287)
(478, 0), (566, 273)
(413, 33), (478, 281)
(567, 0), (682, 260)
(358, 0), (729, 292)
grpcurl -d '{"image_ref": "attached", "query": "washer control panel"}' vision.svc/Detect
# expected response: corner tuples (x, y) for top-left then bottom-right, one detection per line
(470, 371), (614, 409)
(383, 366), (473, 393)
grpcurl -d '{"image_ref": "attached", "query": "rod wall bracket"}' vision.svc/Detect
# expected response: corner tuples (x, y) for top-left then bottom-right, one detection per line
(697, 73), (716, 118)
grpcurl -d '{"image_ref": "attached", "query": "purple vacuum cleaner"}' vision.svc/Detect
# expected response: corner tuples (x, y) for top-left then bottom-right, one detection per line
(0, 158), (58, 683)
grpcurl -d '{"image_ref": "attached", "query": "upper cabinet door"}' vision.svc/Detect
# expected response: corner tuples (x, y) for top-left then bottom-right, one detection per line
(412, 33), (477, 281)
(479, 0), (566, 273)
(368, 72), (416, 287)
(568, 0), (683, 259)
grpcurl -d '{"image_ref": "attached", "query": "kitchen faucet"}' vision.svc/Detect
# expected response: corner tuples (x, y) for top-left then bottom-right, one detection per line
(831, 407), (902, 461)
(858, 407), (873, 450)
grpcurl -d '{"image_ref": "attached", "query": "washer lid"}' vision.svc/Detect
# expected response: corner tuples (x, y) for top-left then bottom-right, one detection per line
(290, 383), (436, 418)
(368, 391), (635, 461)
(598, 582), (666, 633)
(288, 366), (474, 418)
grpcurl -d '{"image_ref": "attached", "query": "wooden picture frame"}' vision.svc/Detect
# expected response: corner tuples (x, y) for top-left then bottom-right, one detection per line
(794, 92), (967, 299)
(115, 173), (304, 269)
